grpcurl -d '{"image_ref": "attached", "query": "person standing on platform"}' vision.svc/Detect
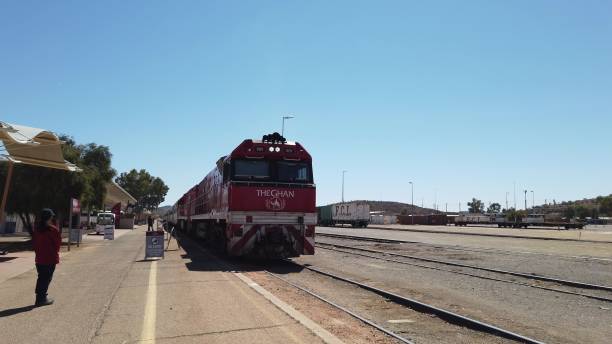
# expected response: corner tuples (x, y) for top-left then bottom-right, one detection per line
(32, 208), (61, 307)
(147, 215), (153, 231)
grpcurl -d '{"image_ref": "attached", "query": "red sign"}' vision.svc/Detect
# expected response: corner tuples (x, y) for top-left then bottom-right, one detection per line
(229, 186), (315, 212)
(111, 202), (121, 225)
(71, 198), (81, 214)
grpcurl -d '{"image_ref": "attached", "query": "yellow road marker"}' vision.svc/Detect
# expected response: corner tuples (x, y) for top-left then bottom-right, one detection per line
(140, 260), (158, 343)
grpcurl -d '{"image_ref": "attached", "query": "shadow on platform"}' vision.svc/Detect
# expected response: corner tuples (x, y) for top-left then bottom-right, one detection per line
(177, 235), (304, 275)
(0, 305), (35, 318)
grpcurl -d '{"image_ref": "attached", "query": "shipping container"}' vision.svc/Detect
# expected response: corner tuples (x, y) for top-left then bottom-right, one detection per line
(317, 202), (370, 227)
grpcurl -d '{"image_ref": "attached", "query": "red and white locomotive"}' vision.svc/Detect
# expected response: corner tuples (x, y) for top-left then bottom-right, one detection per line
(167, 133), (316, 258)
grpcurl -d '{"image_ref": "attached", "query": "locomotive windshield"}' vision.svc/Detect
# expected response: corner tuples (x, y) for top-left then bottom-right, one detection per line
(233, 160), (270, 180)
(232, 159), (312, 183)
(277, 161), (311, 183)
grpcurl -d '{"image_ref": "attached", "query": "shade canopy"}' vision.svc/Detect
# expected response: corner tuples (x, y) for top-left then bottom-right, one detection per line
(0, 121), (80, 171)
(105, 181), (137, 209)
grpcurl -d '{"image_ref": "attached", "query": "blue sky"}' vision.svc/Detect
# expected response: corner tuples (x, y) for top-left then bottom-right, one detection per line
(1, 1), (611, 210)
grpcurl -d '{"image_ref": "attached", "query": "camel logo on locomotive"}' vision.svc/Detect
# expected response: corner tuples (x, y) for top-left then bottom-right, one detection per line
(258, 189), (295, 211)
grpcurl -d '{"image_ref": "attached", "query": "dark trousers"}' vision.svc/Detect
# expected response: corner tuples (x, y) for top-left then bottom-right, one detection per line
(147, 223), (153, 231)
(35, 264), (56, 298)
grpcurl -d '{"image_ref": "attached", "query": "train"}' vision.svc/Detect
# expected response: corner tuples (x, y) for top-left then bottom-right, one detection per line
(164, 133), (316, 258)
(317, 202), (370, 228)
(454, 213), (586, 229)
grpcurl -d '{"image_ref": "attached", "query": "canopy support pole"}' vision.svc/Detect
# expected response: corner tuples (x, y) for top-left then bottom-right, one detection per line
(0, 160), (15, 230)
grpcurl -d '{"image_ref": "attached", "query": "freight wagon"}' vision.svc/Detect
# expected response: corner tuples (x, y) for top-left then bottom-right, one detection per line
(317, 202), (370, 228)
(167, 133), (316, 258)
(397, 214), (449, 225)
(454, 213), (586, 229)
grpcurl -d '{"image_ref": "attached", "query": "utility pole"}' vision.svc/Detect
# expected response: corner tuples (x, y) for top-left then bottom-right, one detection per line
(341, 170), (347, 203)
(409, 182), (414, 225)
(434, 189), (437, 213)
(524, 190), (528, 211)
(281, 115), (294, 137)
(505, 192), (509, 210)
(531, 190), (535, 211)
(513, 181), (517, 209)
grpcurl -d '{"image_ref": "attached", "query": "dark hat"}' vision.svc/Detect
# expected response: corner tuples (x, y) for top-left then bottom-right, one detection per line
(40, 208), (55, 222)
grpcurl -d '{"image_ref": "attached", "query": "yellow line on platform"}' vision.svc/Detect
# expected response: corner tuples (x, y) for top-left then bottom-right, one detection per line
(140, 260), (158, 343)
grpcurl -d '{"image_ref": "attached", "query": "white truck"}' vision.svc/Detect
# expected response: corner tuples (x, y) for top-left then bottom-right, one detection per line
(317, 202), (370, 228)
(95, 213), (116, 235)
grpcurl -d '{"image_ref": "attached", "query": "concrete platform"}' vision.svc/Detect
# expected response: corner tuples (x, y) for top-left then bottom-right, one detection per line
(0, 226), (335, 344)
(0, 228), (132, 285)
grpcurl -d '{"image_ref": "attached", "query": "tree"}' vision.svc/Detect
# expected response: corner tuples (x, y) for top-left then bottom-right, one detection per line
(505, 208), (526, 222)
(487, 203), (501, 214)
(467, 198), (484, 213)
(574, 205), (591, 219)
(563, 206), (576, 219)
(599, 195), (612, 216)
(116, 169), (169, 213)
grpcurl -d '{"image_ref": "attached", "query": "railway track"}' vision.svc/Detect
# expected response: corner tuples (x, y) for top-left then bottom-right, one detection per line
(284, 259), (545, 344)
(316, 234), (612, 294)
(315, 242), (612, 303)
(316, 232), (612, 263)
(362, 225), (612, 244)
(184, 234), (541, 343)
(264, 271), (414, 344)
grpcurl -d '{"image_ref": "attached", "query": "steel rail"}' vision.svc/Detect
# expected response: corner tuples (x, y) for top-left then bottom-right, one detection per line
(183, 235), (415, 343)
(264, 271), (414, 344)
(316, 242), (612, 303)
(285, 259), (546, 344)
(317, 232), (612, 262)
(317, 234), (612, 292)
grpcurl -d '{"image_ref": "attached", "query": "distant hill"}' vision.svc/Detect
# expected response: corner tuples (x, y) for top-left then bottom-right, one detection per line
(322, 200), (440, 216)
(532, 194), (612, 217)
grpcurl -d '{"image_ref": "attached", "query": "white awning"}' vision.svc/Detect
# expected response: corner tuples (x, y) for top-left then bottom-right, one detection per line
(105, 181), (137, 208)
(0, 121), (80, 171)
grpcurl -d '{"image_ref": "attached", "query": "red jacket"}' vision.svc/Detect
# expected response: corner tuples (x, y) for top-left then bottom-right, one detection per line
(33, 225), (61, 265)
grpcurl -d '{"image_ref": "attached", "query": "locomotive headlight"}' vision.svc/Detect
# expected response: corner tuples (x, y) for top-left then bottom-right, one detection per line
(275, 147), (281, 152)
(269, 147), (274, 152)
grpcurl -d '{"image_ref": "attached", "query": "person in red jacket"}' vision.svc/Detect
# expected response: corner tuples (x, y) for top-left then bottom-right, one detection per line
(32, 208), (61, 307)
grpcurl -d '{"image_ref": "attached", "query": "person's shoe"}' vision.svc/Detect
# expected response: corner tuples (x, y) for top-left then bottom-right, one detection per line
(35, 297), (54, 307)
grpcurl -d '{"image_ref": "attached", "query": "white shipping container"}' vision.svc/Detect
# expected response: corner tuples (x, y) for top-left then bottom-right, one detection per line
(332, 203), (370, 221)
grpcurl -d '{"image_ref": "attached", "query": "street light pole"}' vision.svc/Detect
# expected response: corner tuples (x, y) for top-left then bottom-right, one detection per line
(524, 190), (528, 211)
(409, 182), (414, 225)
(531, 190), (535, 211)
(342, 170), (347, 203)
(281, 115), (294, 137)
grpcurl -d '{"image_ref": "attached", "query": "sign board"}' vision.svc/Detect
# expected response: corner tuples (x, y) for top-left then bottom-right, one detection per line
(69, 227), (82, 243)
(104, 225), (115, 240)
(145, 231), (165, 259)
(71, 198), (81, 214)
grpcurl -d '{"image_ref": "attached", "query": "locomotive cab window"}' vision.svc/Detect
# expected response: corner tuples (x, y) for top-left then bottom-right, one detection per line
(277, 161), (312, 183)
(233, 160), (270, 180)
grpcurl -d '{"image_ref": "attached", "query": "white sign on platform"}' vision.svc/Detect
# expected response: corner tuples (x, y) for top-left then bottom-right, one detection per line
(145, 231), (164, 259)
(69, 227), (82, 243)
(104, 226), (115, 240)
